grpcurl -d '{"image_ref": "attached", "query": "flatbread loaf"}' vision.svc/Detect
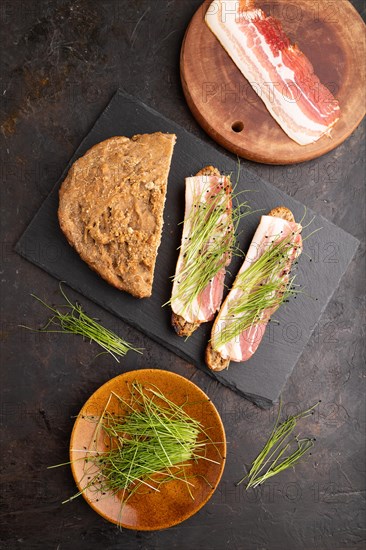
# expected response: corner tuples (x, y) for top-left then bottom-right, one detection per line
(58, 132), (176, 298)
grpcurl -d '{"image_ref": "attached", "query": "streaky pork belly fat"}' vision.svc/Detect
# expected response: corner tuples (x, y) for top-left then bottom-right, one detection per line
(171, 172), (233, 326)
(205, 0), (340, 145)
(211, 214), (303, 362)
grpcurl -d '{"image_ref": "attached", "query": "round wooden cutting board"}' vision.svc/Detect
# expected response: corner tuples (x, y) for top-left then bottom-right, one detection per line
(180, 0), (365, 164)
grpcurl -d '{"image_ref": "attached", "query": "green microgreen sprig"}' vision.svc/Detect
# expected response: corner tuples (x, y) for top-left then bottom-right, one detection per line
(20, 284), (142, 361)
(237, 400), (319, 488)
(50, 382), (223, 519)
(212, 229), (301, 349)
(167, 176), (253, 317)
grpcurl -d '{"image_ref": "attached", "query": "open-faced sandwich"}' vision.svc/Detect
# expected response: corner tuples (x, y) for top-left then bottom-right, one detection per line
(169, 166), (251, 337)
(206, 206), (302, 371)
(170, 166), (233, 337)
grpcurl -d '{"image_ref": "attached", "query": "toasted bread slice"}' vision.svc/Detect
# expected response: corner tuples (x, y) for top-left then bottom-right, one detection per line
(206, 206), (295, 371)
(205, 342), (230, 372)
(267, 206), (295, 223)
(171, 166), (222, 337)
(58, 133), (176, 298)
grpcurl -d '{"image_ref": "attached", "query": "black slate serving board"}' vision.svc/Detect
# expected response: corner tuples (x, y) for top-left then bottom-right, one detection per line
(15, 90), (359, 408)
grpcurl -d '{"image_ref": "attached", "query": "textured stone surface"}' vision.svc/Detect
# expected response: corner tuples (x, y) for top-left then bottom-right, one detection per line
(1, 1), (365, 549)
(14, 90), (360, 408)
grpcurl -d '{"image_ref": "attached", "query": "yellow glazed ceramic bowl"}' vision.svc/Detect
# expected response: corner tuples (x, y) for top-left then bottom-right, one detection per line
(70, 369), (226, 530)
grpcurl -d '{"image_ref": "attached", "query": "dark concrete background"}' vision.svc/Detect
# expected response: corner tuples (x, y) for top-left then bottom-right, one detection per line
(1, 1), (365, 549)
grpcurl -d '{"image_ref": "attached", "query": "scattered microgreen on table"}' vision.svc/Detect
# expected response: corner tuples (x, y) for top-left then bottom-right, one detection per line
(237, 400), (319, 489)
(20, 284), (142, 361)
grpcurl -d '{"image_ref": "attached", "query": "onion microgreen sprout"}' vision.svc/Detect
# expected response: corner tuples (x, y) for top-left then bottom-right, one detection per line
(51, 382), (223, 519)
(237, 400), (319, 488)
(167, 176), (253, 317)
(20, 284), (142, 361)
(213, 229), (301, 349)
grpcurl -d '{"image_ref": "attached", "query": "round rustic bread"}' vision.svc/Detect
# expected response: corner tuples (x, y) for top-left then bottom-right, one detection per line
(58, 133), (176, 298)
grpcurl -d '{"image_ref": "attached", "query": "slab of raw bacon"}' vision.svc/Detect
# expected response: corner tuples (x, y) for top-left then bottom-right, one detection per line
(210, 214), (302, 362)
(170, 170), (233, 334)
(205, 0), (340, 145)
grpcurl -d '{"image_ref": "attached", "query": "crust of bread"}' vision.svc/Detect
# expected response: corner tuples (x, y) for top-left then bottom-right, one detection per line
(205, 205), (296, 371)
(58, 132), (176, 298)
(171, 166), (221, 337)
(267, 206), (295, 223)
(171, 313), (201, 337)
(205, 342), (230, 371)
(195, 166), (221, 177)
